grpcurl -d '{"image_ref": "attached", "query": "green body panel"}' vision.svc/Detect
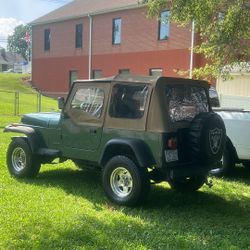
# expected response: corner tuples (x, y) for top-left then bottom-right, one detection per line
(99, 128), (162, 166)
(22, 112), (61, 128)
(21, 112), (163, 166)
(60, 119), (102, 151)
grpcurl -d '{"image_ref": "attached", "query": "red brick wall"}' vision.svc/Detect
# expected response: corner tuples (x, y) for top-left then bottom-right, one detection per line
(92, 49), (190, 77)
(32, 17), (89, 58)
(32, 56), (88, 92)
(92, 8), (192, 55)
(32, 7), (196, 92)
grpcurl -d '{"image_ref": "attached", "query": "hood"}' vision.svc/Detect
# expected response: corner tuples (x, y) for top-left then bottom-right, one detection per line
(21, 112), (61, 128)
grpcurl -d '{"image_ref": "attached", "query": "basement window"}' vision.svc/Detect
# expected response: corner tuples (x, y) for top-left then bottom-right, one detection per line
(159, 10), (170, 40)
(75, 23), (83, 48)
(149, 68), (163, 77)
(44, 29), (50, 51)
(119, 69), (130, 75)
(92, 70), (102, 79)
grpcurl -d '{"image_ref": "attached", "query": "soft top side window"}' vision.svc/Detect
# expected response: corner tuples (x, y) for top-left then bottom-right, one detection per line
(109, 84), (149, 119)
(166, 85), (209, 122)
(71, 87), (104, 118)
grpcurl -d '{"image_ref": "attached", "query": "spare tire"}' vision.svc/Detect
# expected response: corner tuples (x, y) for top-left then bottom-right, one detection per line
(188, 112), (226, 165)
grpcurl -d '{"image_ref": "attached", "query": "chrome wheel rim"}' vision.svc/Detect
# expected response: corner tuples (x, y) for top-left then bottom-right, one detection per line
(12, 147), (26, 172)
(110, 167), (133, 198)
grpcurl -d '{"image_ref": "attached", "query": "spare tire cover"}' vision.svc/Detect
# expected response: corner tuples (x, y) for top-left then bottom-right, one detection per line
(188, 112), (226, 165)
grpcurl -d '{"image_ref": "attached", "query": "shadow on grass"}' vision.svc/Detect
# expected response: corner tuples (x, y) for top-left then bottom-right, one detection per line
(21, 166), (250, 214)
(223, 165), (250, 185)
(14, 166), (250, 249)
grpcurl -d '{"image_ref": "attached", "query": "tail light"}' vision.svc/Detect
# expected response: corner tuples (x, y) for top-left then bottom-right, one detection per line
(167, 137), (177, 150)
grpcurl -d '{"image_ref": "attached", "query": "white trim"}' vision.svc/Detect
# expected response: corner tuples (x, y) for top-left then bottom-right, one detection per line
(189, 20), (195, 79)
(88, 14), (93, 80)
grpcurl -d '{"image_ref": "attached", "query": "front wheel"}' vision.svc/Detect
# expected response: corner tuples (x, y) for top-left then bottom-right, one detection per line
(102, 156), (150, 206)
(168, 175), (206, 192)
(7, 138), (41, 178)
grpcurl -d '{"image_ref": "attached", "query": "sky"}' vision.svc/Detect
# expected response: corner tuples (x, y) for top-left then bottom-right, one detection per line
(0, 0), (72, 48)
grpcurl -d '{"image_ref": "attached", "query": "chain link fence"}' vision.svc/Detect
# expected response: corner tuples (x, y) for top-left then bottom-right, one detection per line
(0, 90), (57, 116)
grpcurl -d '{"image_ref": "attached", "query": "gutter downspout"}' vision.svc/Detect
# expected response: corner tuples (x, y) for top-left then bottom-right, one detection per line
(88, 14), (93, 79)
(189, 20), (195, 79)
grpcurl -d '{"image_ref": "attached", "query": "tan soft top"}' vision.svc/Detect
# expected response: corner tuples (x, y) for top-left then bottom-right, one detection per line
(75, 74), (208, 88)
(74, 75), (210, 132)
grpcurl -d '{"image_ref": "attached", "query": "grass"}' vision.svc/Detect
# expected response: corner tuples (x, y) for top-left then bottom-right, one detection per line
(0, 74), (250, 249)
(0, 73), (58, 115)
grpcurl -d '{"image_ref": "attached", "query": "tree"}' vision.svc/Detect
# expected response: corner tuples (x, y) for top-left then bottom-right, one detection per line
(141, 0), (250, 79)
(7, 24), (31, 61)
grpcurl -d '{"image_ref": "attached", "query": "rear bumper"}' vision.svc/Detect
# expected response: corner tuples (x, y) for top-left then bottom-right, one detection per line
(168, 161), (221, 179)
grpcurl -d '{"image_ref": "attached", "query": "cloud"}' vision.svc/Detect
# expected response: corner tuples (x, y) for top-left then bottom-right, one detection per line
(0, 18), (25, 48)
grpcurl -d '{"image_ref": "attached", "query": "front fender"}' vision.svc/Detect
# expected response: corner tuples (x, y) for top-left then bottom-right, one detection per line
(4, 124), (35, 134)
(4, 124), (44, 153)
(100, 138), (156, 168)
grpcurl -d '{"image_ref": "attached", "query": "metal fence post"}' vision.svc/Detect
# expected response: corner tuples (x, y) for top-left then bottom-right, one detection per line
(14, 92), (19, 116)
(37, 93), (41, 112)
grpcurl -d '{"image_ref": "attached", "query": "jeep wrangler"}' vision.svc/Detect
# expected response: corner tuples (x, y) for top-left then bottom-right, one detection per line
(4, 75), (226, 206)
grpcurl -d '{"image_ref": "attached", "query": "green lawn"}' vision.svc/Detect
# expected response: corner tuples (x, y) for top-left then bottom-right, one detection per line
(0, 74), (250, 249)
(0, 73), (57, 115)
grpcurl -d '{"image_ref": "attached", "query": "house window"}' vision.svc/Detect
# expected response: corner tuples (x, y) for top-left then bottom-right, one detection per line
(69, 70), (78, 88)
(112, 18), (122, 44)
(119, 69), (130, 75)
(44, 29), (51, 51)
(149, 68), (163, 77)
(92, 70), (102, 79)
(75, 24), (83, 48)
(159, 10), (170, 40)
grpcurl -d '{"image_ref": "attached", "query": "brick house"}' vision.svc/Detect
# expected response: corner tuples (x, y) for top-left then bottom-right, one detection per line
(31, 0), (204, 94)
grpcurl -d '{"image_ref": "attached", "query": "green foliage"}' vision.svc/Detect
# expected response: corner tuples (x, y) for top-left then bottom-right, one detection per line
(141, 0), (250, 79)
(7, 24), (31, 61)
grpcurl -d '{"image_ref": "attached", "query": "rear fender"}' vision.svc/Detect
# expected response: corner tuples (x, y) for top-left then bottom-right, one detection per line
(100, 138), (156, 168)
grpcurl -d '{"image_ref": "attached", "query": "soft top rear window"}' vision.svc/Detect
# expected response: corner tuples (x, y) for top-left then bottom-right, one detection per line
(166, 85), (209, 122)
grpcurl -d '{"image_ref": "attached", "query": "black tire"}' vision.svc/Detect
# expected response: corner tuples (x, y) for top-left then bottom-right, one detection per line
(210, 146), (234, 176)
(168, 175), (206, 192)
(7, 138), (41, 178)
(102, 155), (150, 206)
(243, 162), (250, 169)
(188, 112), (226, 165)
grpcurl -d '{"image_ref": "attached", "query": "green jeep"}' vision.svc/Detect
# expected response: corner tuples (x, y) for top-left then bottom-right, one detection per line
(4, 75), (226, 206)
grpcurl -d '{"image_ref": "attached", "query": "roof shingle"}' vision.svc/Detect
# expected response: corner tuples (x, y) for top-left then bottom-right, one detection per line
(31, 0), (140, 26)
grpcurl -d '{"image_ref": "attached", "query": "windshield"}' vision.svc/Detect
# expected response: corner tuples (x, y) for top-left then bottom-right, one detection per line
(166, 85), (209, 122)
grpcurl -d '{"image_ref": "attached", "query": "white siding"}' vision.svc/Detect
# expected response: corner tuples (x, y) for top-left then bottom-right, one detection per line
(217, 74), (250, 109)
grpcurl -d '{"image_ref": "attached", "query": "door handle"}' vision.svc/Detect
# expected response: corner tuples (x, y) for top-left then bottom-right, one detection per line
(89, 128), (97, 134)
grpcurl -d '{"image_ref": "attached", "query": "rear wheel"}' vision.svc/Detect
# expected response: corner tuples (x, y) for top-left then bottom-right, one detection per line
(243, 162), (250, 169)
(168, 175), (206, 192)
(7, 138), (41, 178)
(102, 156), (150, 206)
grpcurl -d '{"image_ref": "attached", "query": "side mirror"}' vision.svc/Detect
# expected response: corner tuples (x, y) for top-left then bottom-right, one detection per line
(58, 97), (65, 110)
